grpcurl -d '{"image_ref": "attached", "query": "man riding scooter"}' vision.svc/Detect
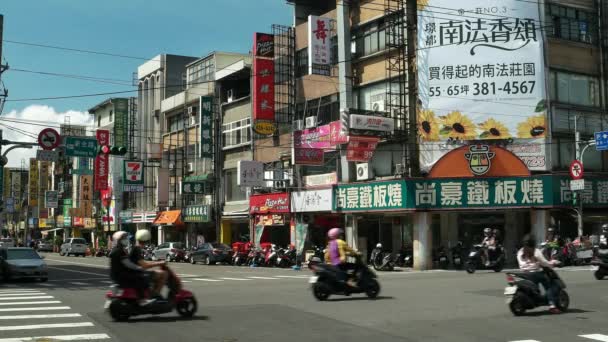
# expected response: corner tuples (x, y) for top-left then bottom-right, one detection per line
(109, 231), (157, 306)
(324, 228), (359, 289)
(481, 228), (497, 267)
(600, 224), (608, 247)
(129, 230), (168, 299)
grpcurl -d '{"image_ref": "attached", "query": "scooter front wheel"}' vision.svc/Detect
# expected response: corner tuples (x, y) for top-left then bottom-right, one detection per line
(176, 297), (197, 318)
(465, 262), (476, 274)
(312, 282), (331, 301)
(509, 294), (527, 316)
(556, 290), (570, 311)
(594, 269), (605, 280)
(365, 279), (381, 299)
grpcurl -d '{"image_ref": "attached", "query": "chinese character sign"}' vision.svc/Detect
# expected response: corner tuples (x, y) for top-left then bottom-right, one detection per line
(252, 57), (276, 135)
(28, 159), (39, 207)
(334, 181), (407, 212)
(95, 129), (110, 190)
(199, 96), (213, 158)
(80, 175), (93, 217)
(308, 15), (331, 75)
(112, 98), (129, 149)
(254, 32), (274, 58)
(417, 0), (548, 172)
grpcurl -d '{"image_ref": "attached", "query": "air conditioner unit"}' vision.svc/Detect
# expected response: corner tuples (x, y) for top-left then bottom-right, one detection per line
(356, 163), (373, 181)
(187, 163), (194, 173)
(371, 100), (385, 112)
(395, 163), (406, 175)
(169, 162), (175, 170)
(227, 89), (234, 103)
(305, 116), (317, 129)
(187, 106), (196, 115)
(189, 117), (196, 126)
(294, 119), (304, 131)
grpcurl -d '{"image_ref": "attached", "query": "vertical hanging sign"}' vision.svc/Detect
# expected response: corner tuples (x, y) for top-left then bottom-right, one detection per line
(252, 32), (276, 135)
(199, 96), (213, 158)
(95, 129), (110, 190)
(28, 159), (39, 207)
(81, 175), (93, 217)
(308, 15), (331, 75)
(112, 98), (129, 149)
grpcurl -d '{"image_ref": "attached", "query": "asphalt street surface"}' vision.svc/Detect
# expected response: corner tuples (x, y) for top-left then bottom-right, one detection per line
(0, 254), (607, 342)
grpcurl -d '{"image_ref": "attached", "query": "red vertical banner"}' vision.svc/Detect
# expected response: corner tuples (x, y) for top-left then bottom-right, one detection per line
(346, 136), (380, 162)
(252, 33), (276, 136)
(95, 129), (110, 191)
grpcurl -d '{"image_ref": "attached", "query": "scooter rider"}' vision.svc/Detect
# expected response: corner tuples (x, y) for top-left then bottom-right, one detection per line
(129, 230), (167, 299)
(324, 228), (358, 286)
(481, 228), (496, 266)
(370, 243), (383, 264)
(600, 224), (608, 247)
(109, 231), (155, 306)
(517, 234), (561, 314)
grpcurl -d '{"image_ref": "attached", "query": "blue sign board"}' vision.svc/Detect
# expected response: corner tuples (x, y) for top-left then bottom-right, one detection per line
(595, 131), (608, 151)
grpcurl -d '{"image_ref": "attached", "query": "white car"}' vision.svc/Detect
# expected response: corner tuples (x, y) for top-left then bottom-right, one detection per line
(0, 238), (15, 248)
(60, 238), (88, 257)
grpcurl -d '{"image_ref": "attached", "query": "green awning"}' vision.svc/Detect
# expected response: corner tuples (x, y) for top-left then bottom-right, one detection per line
(183, 173), (214, 183)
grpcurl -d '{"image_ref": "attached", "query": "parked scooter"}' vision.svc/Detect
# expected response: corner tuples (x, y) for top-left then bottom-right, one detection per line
(263, 244), (278, 267)
(277, 246), (297, 268)
(370, 244), (395, 271)
(504, 266), (569, 316)
(309, 254), (380, 301)
(104, 263), (197, 321)
(307, 245), (325, 269)
(465, 244), (505, 274)
(451, 241), (464, 269)
(434, 246), (449, 269)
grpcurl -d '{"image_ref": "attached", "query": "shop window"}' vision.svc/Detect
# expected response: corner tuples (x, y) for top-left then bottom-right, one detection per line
(355, 81), (402, 112)
(546, 4), (597, 45)
(549, 70), (600, 107)
(187, 57), (215, 88)
(352, 17), (388, 58)
(295, 95), (339, 124)
(552, 107), (606, 135)
(225, 169), (247, 202)
(222, 118), (251, 148)
(553, 136), (603, 171)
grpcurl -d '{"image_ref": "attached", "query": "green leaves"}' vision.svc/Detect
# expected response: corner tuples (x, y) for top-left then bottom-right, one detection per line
(535, 99), (546, 113)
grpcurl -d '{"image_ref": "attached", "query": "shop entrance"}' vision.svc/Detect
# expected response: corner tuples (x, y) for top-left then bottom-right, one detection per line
(458, 213), (505, 247)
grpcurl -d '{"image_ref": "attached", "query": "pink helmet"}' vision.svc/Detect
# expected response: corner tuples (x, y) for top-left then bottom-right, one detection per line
(328, 228), (342, 240)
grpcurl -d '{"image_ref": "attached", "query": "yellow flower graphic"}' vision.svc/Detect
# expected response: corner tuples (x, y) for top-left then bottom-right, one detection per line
(418, 0), (429, 10)
(517, 114), (547, 138)
(478, 118), (511, 139)
(417, 109), (440, 141)
(440, 111), (477, 140)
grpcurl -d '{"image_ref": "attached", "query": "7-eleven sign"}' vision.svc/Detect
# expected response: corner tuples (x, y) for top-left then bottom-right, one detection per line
(123, 160), (144, 192)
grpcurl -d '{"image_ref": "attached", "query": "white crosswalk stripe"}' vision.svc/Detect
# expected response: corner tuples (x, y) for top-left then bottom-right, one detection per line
(275, 275), (308, 279)
(0, 288), (111, 341)
(193, 278), (223, 282)
(0, 333), (111, 341)
(580, 334), (608, 341)
(248, 276), (280, 280)
(220, 277), (251, 281)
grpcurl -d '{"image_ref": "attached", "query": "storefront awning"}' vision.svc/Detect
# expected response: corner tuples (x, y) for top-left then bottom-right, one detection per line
(153, 210), (184, 226)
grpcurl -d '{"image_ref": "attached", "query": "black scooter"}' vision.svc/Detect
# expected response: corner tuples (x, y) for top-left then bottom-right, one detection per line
(465, 244), (505, 274)
(307, 245), (325, 269)
(591, 247), (608, 280)
(371, 249), (395, 271)
(504, 266), (569, 316)
(309, 255), (380, 301)
(451, 241), (464, 269)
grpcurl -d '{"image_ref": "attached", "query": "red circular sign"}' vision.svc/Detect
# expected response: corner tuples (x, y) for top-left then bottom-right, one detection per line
(37, 128), (61, 150)
(569, 160), (584, 180)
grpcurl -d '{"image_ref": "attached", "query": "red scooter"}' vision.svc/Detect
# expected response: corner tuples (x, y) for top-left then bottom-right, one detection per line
(104, 264), (197, 321)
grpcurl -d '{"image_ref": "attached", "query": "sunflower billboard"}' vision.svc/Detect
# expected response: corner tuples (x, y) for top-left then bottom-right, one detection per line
(417, 0), (549, 172)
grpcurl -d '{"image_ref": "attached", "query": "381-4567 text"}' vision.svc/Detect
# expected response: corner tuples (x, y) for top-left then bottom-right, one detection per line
(429, 81), (536, 97)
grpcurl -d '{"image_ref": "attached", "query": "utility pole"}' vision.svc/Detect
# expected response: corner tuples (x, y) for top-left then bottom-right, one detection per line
(0, 14), (8, 114)
(573, 115), (597, 237)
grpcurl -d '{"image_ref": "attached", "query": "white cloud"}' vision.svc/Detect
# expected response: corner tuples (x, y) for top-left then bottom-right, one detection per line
(1, 105), (94, 167)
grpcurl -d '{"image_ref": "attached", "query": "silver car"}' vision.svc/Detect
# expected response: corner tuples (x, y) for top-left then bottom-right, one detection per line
(60, 238), (88, 257)
(37, 240), (54, 252)
(1, 248), (48, 282)
(152, 242), (185, 261)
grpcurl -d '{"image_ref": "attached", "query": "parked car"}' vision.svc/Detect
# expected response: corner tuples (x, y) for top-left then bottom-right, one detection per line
(0, 238), (15, 248)
(152, 242), (186, 262)
(190, 242), (232, 265)
(0, 247), (48, 281)
(37, 240), (54, 252)
(60, 238), (88, 257)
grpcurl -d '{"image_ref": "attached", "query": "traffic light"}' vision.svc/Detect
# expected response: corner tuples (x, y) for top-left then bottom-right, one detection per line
(97, 145), (127, 156)
(572, 192), (578, 206)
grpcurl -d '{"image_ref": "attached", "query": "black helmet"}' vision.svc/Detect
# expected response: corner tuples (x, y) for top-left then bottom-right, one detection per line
(522, 234), (536, 248)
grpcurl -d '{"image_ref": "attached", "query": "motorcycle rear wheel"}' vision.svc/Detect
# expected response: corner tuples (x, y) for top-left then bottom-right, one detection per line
(556, 290), (570, 311)
(465, 262), (476, 274)
(108, 300), (131, 322)
(365, 279), (381, 299)
(594, 269), (605, 280)
(176, 297), (197, 318)
(312, 283), (331, 301)
(509, 295), (527, 316)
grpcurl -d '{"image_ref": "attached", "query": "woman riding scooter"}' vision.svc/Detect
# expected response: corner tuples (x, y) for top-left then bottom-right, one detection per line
(324, 228), (358, 286)
(517, 235), (561, 314)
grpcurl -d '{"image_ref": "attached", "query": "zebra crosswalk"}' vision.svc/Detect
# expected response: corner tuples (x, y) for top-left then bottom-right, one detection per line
(511, 334), (608, 342)
(0, 288), (111, 341)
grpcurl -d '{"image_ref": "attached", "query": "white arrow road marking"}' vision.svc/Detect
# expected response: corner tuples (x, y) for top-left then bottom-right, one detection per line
(0, 307), (71, 312)
(0, 322), (94, 331)
(0, 333), (110, 341)
(0, 301), (61, 306)
(580, 334), (608, 341)
(0, 296), (53, 301)
(0, 313), (81, 320)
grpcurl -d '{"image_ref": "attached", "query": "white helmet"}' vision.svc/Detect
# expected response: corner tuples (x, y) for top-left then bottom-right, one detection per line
(135, 230), (151, 242)
(112, 231), (127, 242)
(376, 243), (382, 248)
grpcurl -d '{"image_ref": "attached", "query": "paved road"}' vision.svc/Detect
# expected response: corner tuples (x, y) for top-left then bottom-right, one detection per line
(0, 253), (607, 342)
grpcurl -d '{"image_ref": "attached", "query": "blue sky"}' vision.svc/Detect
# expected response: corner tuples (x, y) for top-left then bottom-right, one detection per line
(1, 0), (292, 114)
(0, 0), (291, 166)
